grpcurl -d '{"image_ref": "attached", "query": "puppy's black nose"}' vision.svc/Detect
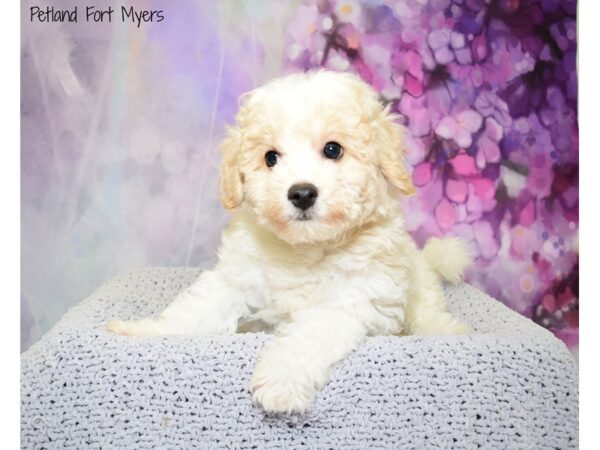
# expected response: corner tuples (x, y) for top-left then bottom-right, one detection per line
(288, 183), (318, 211)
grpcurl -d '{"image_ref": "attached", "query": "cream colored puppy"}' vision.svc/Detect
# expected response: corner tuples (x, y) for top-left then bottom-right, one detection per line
(107, 70), (471, 414)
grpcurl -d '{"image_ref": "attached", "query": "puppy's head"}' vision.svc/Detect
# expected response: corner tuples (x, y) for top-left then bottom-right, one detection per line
(220, 70), (415, 245)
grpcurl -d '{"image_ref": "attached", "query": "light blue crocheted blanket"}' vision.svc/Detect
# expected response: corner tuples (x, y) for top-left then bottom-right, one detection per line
(21, 267), (578, 449)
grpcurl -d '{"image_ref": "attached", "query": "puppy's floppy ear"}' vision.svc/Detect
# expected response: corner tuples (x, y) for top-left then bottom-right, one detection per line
(375, 107), (416, 196)
(219, 89), (260, 210)
(219, 127), (244, 210)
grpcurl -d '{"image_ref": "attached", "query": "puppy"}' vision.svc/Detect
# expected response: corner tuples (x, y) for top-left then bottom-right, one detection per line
(107, 70), (471, 414)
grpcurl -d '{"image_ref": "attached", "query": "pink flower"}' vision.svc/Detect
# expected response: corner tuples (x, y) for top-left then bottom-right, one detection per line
(526, 152), (553, 199)
(427, 28), (466, 65)
(404, 50), (424, 79)
(403, 133), (427, 166)
(474, 220), (499, 259)
(466, 178), (497, 217)
(510, 225), (531, 257)
(412, 162), (432, 187)
(476, 117), (503, 169)
(519, 199), (536, 227)
(450, 64), (485, 88)
(435, 198), (457, 231)
(469, 177), (496, 201)
(404, 73), (423, 97)
(449, 152), (478, 176)
(392, 50), (424, 97)
(428, 29), (453, 64)
(435, 110), (483, 148)
(399, 94), (432, 137)
(361, 43), (396, 95)
(471, 32), (489, 62)
(445, 179), (468, 203)
(474, 91), (512, 127)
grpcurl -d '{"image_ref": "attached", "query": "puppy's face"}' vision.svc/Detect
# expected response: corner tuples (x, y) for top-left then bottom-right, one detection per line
(220, 71), (415, 245)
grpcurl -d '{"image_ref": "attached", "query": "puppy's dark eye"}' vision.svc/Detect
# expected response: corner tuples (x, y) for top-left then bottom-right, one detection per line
(265, 150), (279, 168)
(323, 142), (343, 160)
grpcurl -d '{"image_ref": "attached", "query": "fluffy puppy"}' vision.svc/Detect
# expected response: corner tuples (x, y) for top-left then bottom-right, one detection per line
(107, 70), (472, 414)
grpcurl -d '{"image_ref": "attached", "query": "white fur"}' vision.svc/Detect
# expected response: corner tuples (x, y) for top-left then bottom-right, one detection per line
(107, 71), (472, 414)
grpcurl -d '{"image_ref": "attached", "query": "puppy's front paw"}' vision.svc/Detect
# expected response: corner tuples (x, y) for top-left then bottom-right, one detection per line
(452, 322), (471, 335)
(106, 318), (164, 337)
(443, 317), (471, 335)
(250, 350), (318, 414)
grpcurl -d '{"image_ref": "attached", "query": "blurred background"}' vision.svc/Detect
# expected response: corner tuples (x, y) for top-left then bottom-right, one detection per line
(21, 0), (578, 354)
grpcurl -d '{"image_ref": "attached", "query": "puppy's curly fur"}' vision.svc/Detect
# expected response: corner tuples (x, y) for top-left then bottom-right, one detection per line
(108, 71), (472, 414)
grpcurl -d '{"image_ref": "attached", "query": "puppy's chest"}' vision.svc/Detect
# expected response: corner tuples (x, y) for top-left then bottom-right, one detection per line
(251, 252), (370, 318)
(264, 260), (341, 299)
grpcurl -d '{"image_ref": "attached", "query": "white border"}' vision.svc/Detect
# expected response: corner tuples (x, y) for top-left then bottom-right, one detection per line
(579, 0), (596, 448)
(9, 0), (589, 446)
(2, 0), (21, 446)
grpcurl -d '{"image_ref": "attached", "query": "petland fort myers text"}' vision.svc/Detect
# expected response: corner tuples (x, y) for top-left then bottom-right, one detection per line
(29, 5), (164, 27)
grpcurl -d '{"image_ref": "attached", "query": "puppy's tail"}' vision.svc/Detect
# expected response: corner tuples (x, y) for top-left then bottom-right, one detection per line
(422, 237), (472, 285)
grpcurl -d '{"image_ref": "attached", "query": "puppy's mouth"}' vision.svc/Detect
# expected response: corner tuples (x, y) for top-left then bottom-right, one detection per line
(293, 211), (313, 221)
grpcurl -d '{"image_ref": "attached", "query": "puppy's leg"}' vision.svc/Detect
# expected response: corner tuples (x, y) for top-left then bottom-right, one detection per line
(407, 305), (470, 335)
(251, 306), (366, 414)
(107, 269), (248, 337)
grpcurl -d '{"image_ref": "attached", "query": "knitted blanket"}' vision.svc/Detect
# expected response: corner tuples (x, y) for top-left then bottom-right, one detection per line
(21, 267), (578, 449)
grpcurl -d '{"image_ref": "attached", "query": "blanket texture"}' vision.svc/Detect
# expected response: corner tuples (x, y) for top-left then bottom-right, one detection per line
(21, 267), (578, 449)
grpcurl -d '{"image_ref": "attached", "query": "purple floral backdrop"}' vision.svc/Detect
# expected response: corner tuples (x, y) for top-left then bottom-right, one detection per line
(282, 0), (578, 349)
(21, 0), (577, 352)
